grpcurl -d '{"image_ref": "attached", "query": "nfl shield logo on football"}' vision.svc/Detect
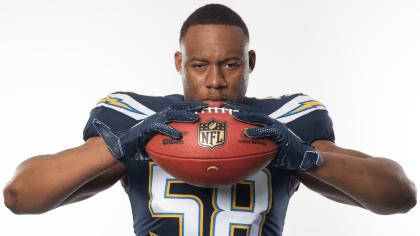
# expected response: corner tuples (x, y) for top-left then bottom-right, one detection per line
(198, 118), (227, 151)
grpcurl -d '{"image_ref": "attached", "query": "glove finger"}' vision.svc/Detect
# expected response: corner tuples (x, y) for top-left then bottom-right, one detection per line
(150, 122), (183, 138)
(245, 126), (282, 138)
(161, 109), (200, 123)
(168, 102), (208, 112)
(92, 119), (124, 158)
(224, 101), (263, 113)
(231, 112), (272, 125)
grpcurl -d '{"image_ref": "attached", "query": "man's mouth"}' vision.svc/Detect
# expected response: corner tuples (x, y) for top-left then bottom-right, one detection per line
(204, 96), (226, 108)
(204, 100), (225, 108)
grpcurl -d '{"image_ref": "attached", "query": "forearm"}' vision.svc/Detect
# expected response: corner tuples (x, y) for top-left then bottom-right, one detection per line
(307, 151), (417, 214)
(3, 140), (119, 214)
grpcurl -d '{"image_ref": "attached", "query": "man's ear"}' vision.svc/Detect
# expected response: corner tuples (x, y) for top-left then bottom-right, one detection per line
(248, 50), (256, 73)
(175, 51), (183, 73)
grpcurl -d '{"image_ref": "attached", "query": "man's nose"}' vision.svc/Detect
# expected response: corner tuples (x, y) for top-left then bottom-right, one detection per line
(205, 66), (227, 89)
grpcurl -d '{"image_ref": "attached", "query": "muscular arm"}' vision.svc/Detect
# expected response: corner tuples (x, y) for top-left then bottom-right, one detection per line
(294, 140), (417, 215)
(3, 137), (126, 214)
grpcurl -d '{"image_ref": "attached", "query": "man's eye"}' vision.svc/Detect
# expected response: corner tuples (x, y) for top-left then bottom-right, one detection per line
(226, 64), (239, 68)
(193, 65), (204, 69)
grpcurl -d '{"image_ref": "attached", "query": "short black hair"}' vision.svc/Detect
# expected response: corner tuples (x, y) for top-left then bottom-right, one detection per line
(179, 4), (249, 45)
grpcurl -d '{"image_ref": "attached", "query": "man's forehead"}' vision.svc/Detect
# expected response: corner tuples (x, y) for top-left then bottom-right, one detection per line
(181, 25), (248, 60)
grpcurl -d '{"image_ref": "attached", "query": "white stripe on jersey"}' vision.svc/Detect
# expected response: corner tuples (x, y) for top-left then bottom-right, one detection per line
(268, 95), (327, 124)
(95, 93), (156, 120)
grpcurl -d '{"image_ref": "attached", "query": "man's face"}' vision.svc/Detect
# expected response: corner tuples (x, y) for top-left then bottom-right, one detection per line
(175, 25), (255, 107)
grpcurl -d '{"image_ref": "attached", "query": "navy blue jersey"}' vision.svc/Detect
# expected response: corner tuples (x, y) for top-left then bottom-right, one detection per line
(83, 92), (334, 236)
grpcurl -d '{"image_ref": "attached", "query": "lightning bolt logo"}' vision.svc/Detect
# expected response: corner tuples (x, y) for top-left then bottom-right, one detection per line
(280, 100), (325, 118)
(97, 96), (144, 114)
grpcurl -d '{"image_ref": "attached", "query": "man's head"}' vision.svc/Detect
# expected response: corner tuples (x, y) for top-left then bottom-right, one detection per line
(175, 4), (256, 107)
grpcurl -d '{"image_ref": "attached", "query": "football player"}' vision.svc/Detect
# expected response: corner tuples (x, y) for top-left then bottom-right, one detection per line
(4, 4), (417, 236)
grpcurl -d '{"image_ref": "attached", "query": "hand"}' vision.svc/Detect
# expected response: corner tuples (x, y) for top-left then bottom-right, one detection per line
(224, 101), (323, 172)
(93, 102), (208, 162)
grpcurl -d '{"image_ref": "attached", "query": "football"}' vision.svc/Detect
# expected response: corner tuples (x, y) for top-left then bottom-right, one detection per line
(145, 107), (278, 188)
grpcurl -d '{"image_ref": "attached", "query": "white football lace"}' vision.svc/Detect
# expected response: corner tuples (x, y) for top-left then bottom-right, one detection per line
(195, 107), (239, 114)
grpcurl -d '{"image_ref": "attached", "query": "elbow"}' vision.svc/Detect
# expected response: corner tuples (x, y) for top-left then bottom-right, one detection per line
(374, 180), (417, 215)
(397, 180), (417, 214)
(3, 181), (49, 215)
(3, 183), (24, 215)
(404, 194), (417, 213)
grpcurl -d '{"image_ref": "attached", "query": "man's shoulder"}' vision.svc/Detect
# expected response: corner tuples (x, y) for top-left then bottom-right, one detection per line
(244, 93), (304, 108)
(82, 92), (184, 141)
(96, 91), (184, 113)
(245, 93), (334, 143)
(98, 91), (183, 107)
(244, 93), (327, 118)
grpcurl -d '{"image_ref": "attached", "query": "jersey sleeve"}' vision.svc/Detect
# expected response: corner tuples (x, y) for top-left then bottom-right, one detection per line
(83, 92), (157, 141)
(245, 94), (335, 144)
(274, 94), (334, 143)
(285, 109), (335, 144)
(83, 105), (138, 141)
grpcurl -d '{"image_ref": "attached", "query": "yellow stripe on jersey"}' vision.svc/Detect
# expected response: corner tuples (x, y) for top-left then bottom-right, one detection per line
(292, 101), (324, 113)
(98, 96), (143, 114)
(98, 97), (132, 110)
(281, 100), (324, 118)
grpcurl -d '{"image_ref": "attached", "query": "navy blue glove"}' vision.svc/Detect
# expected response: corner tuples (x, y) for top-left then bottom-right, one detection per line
(224, 101), (323, 172)
(93, 102), (208, 162)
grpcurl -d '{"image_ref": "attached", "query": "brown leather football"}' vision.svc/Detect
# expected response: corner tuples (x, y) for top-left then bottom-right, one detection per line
(146, 107), (278, 188)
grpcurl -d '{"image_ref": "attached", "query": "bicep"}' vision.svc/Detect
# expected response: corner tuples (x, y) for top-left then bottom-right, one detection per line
(57, 137), (127, 207)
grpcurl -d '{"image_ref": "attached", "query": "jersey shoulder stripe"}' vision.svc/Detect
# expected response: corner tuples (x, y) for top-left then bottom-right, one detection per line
(83, 92), (183, 142)
(268, 95), (327, 124)
(244, 94), (334, 143)
(96, 92), (157, 120)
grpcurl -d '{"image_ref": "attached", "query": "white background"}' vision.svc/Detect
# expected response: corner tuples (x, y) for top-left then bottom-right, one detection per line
(1, 0), (419, 235)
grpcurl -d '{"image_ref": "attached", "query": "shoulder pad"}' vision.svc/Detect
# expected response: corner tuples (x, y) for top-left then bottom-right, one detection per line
(83, 92), (183, 141)
(244, 94), (334, 143)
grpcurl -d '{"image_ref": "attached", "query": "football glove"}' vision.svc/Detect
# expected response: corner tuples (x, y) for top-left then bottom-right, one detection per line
(93, 102), (208, 162)
(224, 101), (323, 172)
